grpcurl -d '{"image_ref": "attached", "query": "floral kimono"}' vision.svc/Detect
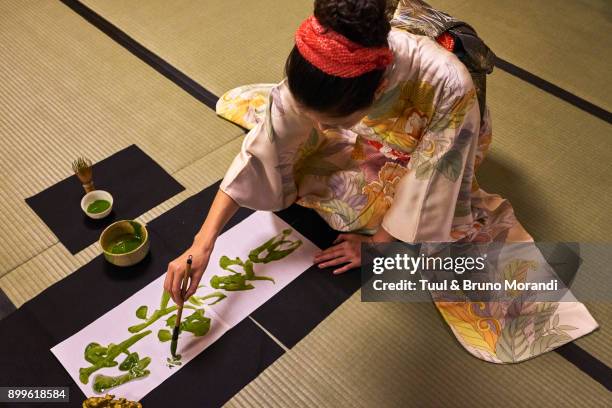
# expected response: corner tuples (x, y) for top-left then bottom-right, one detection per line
(215, 2), (598, 363)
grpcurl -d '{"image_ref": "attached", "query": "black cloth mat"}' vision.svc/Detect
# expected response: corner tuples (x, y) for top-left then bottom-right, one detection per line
(141, 318), (283, 407)
(0, 181), (360, 406)
(0, 287), (16, 322)
(253, 204), (361, 348)
(250, 263), (360, 348)
(1, 182), (276, 407)
(0, 307), (281, 408)
(146, 180), (253, 253)
(25, 144), (184, 254)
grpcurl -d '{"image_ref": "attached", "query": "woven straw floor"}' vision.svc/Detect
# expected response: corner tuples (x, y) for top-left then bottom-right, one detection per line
(1, 0), (610, 406)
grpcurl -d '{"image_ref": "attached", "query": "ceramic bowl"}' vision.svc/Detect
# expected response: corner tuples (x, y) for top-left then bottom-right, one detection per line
(81, 190), (113, 219)
(99, 220), (149, 267)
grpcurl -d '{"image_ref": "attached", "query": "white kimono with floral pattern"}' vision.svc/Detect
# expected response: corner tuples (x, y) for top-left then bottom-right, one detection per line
(215, 28), (598, 363)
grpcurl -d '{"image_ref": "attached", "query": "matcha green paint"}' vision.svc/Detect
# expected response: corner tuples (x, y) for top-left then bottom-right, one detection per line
(187, 291), (226, 306)
(135, 305), (148, 320)
(129, 290), (206, 334)
(107, 234), (143, 254)
(105, 221), (145, 254)
(165, 309), (211, 337)
(157, 329), (172, 342)
(166, 355), (182, 368)
(92, 355), (151, 393)
(118, 352), (139, 371)
(87, 200), (110, 214)
(79, 330), (151, 384)
(210, 273), (255, 291)
(210, 229), (302, 291)
(249, 228), (302, 263)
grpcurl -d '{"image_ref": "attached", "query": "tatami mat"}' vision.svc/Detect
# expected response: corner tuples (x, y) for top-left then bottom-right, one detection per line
(81, 0), (612, 114)
(227, 295), (611, 407)
(1, 0), (610, 406)
(478, 70), (612, 243)
(430, 0), (612, 112)
(0, 0), (243, 278)
(81, 0), (310, 96)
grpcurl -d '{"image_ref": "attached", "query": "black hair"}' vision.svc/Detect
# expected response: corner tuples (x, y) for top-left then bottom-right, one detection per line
(285, 0), (391, 117)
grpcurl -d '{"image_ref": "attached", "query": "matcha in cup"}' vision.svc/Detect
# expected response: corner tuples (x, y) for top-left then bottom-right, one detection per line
(100, 220), (150, 267)
(81, 190), (113, 219)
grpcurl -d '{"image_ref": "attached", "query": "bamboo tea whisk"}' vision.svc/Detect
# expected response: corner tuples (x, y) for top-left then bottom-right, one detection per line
(72, 156), (95, 193)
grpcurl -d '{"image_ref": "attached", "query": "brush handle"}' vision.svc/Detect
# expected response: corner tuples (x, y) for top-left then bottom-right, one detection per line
(174, 307), (184, 329)
(180, 256), (193, 301)
(174, 256), (193, 329)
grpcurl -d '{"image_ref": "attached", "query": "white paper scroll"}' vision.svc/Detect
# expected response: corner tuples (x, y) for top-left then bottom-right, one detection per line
(51, 211), (320, 401)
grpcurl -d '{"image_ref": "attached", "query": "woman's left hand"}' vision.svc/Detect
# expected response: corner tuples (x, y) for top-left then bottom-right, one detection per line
(313, 233), (371, 275)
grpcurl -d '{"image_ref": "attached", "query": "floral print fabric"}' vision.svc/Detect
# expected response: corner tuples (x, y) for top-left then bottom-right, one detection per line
(219, 30), (485, 241)
(216, 29), (597, 362)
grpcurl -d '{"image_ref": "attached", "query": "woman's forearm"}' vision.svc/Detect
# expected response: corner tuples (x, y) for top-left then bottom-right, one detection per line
(193, 189), (239, 250)
(372, 225), (395, 243)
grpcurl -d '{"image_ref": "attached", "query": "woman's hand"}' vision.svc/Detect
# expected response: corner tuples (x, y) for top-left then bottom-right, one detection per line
(163, 189), (239, 305)
(313, 233), (371, 275)
(163, 241), (213, 305)
(314, 227), (396, 275)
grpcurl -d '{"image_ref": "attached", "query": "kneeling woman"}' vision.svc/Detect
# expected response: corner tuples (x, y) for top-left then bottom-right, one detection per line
(164, 0), (597, 363)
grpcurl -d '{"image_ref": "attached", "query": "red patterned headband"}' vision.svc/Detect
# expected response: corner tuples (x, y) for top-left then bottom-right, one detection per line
(295, 16), (393, 78)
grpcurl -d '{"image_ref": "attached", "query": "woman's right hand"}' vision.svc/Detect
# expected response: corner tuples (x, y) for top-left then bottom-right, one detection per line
(163, 241), (213, 305)
(163, 188), (239, 305)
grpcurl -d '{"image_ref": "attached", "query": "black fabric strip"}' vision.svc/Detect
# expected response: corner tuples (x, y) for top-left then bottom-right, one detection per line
(26, 145), (185, 254)
(253, 205), (361, 348)
(0, 182), (282, 406)
(141, 318), (283, 407)
(0, 287), (16, 322)
(555, 343), (612, 392)
(495, 57), (612, 124)
(59, 0), (219, 110)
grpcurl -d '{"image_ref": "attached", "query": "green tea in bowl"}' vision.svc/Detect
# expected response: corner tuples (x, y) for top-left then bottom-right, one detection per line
(100, 220), (149, 266)
(87, 199), (111, 214)
(81, 190), (113, 219)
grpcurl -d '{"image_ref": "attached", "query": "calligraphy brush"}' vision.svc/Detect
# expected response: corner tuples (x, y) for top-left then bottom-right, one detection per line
(171, 255), (192, 358)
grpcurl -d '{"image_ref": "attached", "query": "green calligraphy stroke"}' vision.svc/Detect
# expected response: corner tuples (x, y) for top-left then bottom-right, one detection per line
(210, 229), (302, 291)
(79, 330), (151, 384)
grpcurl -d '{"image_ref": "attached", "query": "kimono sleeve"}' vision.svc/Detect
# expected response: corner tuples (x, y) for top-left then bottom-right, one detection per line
(382, 66), (481, 243)
(220, 85), (311, 211)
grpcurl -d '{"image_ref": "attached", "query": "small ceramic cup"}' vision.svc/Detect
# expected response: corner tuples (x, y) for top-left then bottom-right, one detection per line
(81, 190), (113, 219)
(99, 220), (150, 267)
